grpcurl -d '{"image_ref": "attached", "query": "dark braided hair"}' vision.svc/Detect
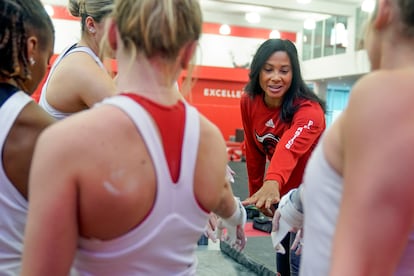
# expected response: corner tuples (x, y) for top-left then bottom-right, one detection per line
(0, 0), (54, 91)
(0, 0), (28, 81)
(15, 0), (54, 51)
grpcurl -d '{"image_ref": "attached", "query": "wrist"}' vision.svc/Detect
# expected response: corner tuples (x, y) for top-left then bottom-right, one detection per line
(279, 189), (304, 229)
(223, 197), (247, 227)
(264, 180), (280, 193)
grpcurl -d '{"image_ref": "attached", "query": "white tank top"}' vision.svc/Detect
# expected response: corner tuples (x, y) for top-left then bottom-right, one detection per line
(0, 92), (32, 275)
(73, 95), (210, 275)
(300, 141), (414, 276)
(39, 44), (105, 120)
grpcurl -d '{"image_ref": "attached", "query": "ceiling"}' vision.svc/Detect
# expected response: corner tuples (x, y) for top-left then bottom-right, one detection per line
(41, 0), (366, 88)
(42, 0), (365, 32)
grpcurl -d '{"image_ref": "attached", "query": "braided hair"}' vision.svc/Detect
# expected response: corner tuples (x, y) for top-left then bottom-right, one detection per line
(0, 0), (54, 91)
(0, 0), (28, 83)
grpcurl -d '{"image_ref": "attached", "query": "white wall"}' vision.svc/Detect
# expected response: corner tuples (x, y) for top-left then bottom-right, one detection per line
(302, 50), (370, 81)
(196, 34), (265, 68)
(53, 19), (80, 53)
(51, 18), (369, 82)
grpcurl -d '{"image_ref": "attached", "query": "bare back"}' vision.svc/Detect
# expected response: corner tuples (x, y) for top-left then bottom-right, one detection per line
(22, 95), (235, 274)
(325, 68), (414, 275)
(27, 98), (231, 240)
(4, 101), (55, 199)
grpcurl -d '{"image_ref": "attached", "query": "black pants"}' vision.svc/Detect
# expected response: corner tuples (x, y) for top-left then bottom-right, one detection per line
(277, 234), (290, 276)
(276, 232), (301, 276)
(272, 202), (301, 276)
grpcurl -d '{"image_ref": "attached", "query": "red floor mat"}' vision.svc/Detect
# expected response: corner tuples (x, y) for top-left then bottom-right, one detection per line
(245, 221), (270, 237)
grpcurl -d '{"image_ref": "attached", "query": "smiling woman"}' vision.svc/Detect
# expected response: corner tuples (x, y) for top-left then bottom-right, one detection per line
(240, 38), (325, 276)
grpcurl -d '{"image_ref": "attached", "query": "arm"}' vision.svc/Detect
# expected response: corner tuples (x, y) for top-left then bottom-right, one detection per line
(75, 56), (117, 107)
(79, 62), (116, 107)
(245, 102), (325, 211)
(21, 124), (79, 276)
(212, 178), (247, 251)
(265, 102), (325, 191)
(240, 94), (267, 195)
(271, 185), (304, 253)
(195, 116), (247, 250)
(330, 74), (414, 275)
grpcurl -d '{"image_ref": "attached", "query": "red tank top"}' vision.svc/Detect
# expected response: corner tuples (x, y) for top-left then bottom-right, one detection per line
(121, 93), (185, 183)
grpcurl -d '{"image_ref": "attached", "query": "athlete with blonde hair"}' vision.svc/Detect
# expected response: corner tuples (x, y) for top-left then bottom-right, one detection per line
(21, 1), (246, 275)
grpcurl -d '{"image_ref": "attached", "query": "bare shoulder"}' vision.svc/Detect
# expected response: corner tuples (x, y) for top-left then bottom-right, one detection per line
(339, 69), (414, 227)
(37, 104), (127, 160)
(46, 55), (106, 108)
(348, 69), (414, 117)
(10, 102), (56, 156)
(343, 68), (414, 180)
(51, 52), (110, 90)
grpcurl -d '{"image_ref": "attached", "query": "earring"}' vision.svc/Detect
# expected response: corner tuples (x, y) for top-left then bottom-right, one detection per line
(29, 57), (36, 66)
(89, 27), (96, 34)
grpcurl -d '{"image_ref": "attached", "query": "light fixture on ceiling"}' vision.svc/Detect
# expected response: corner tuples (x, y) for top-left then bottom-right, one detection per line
(219, 24), (231, 35)
(44, 4), (54, 17)
(297, 0), (312, 4)
(361, 0), (375, 13)
(269, 30), (281, 39)
(303, 19), (316, 30)
(245, 12), (261, 24)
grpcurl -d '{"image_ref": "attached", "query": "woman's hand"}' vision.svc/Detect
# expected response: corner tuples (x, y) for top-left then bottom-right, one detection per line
(242, 180), (280, 217)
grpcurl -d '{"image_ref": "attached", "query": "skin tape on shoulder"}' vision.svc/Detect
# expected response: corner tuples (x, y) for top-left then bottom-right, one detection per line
(271, 216), (291, 254)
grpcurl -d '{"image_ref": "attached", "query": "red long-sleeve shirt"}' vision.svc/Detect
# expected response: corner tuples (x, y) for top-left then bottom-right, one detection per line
(240, 93), (326, 197)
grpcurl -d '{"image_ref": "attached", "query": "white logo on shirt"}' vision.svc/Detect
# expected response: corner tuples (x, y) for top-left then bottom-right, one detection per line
(265, 119), (275, 128)
(285, 120), (314, 149)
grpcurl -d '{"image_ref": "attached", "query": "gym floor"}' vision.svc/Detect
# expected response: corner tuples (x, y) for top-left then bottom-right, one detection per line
(195, 161), (278, 276)
(196, 241), (257, 275)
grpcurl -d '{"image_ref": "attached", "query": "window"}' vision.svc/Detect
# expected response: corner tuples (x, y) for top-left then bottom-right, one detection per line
(302, 15), (349, 60)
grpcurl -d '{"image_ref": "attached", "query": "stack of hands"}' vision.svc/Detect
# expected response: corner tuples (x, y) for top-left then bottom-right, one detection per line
(203, 188), (305, 255)
(204, 197), (247, 252)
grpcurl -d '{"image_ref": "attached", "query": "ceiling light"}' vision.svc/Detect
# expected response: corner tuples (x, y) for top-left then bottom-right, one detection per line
(245, 12), (261, 24)
(44, 4), (54, 17)
(297, 0), (311, 4)
(269, 30), (281, 39)
(361, 0), (375, 13)
(304, 19), (316, 30)
(219, 24), (231, 35)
